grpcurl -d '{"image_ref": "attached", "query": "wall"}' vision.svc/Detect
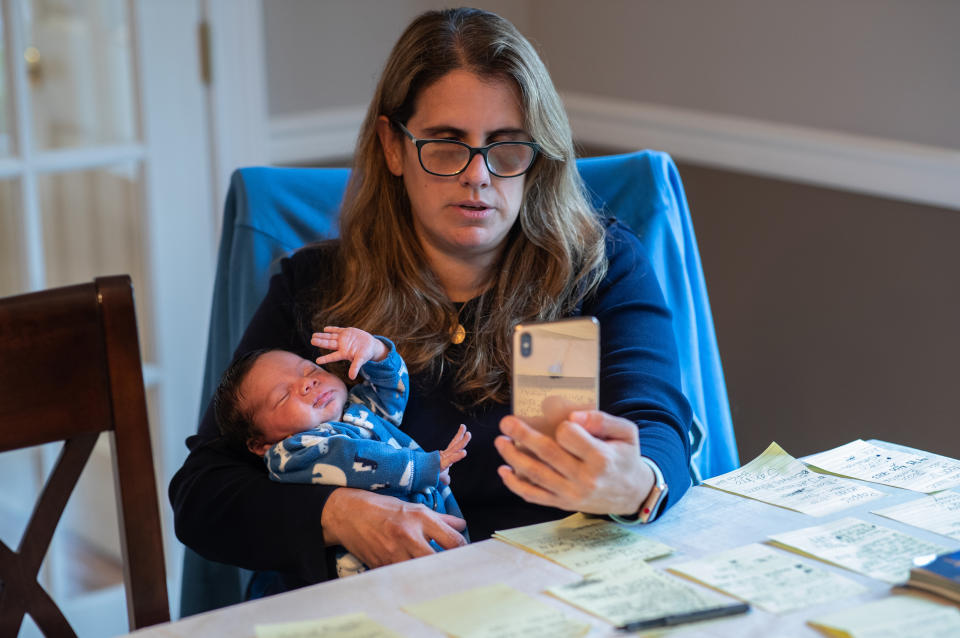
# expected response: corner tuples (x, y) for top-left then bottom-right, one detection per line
(258, 0), (960, 466)
(529, 0), (960, 149)
(263, 0), (533, 114)
(678, 160), (960, 462)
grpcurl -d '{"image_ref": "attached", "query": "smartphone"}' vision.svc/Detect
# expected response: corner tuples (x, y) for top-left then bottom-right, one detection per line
(511, 317), (600, 436)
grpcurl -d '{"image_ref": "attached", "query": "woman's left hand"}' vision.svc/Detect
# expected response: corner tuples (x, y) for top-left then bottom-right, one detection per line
(495, 410), (654, 516)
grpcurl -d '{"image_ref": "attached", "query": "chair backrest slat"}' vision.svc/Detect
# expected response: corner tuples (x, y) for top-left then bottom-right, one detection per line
(0, 285), (111, 449)
(0, 275), (169, 635)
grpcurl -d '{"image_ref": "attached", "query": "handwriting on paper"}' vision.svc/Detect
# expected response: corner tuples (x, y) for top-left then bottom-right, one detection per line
(402, 583), (590, 638)
(768, 517), (956, 583)
(804, 440), (960, 493)
(667, 543), (866, 614)
(702, 442), (884, 516)
(548, 561), (723, 626)
(512, 375), (596, 423)
(873, 491), (960, 541)
(254, 613), (402, 638)
(807, 594), (960, 638)
(493, 513), (672, 575)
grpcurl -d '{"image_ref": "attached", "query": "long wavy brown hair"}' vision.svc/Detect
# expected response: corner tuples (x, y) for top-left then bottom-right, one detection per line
(312, 7), (607, 406)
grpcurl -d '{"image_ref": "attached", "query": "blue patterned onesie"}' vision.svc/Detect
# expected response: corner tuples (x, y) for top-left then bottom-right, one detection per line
(263, 337), (465, 577)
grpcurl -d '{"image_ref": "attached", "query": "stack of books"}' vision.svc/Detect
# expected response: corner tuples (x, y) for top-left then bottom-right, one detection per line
(906, 549), (960, 603)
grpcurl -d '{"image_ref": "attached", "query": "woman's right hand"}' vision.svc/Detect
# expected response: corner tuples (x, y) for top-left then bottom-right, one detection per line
(321, 487), (468, 568)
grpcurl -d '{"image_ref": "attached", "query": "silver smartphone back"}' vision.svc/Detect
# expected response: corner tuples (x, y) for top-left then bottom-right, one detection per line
(511, 317), (600, 436)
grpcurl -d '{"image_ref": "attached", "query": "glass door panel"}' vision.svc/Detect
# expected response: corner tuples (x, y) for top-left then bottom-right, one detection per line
(0, 15), (10, 157)
(0, 179), (24, 296)
(24, 0), (137, 151)
(36, 162), (155, 359)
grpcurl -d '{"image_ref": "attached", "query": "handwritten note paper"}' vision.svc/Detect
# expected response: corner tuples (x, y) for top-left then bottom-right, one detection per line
(254, 613), (401, 638)
(702, 442), (884, 516)
(402, 583), (590, 638)
(872, 491), (960, 541)
(667, 543), (866, 614)
(768, 517), (954, 584)
(493, 513), (673, 575)
(807, 595), (960, 638)
(547, 561), (724, 626)
(805, 440), (960, 493)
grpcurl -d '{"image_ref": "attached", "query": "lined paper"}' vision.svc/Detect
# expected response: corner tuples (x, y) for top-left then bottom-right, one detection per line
(768, 517), (954, 583)
(873, 491), (960, 541)
(805, 440), (960, 493)
(402, 583), (589, 638)
(807, 595), (960, 638)
(493, 513), (672, 575)
(702, 442), (883, 516)
(547, 561), (723, 626)
(254, 613), (402, 638)
(667, 543), (866, 614)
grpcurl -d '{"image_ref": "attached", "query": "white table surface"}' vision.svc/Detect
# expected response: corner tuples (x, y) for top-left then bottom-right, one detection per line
(130, 448), (960, 638)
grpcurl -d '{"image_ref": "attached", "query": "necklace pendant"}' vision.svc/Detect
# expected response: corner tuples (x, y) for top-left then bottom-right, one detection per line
(451, 323), (466, 344)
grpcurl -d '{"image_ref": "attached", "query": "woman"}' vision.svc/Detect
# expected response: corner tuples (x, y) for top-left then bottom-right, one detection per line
(171, 7), (691, 594)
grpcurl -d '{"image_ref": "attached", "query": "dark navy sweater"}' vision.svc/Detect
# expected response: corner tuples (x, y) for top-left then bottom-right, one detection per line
(169, 219), (691, 587)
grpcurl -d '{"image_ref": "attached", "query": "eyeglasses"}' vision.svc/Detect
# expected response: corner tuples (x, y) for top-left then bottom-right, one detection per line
(392, 120), (540, 178)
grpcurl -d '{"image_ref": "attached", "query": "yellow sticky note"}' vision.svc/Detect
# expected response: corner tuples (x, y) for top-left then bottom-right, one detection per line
(403, 583), (590, 638)
(254, 612), (402, 638)
(807, 595), (960, 637)
(493, 512), (672, 575)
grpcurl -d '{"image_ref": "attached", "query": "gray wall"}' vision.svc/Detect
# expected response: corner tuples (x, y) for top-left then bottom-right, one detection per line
(677, 160), (960, 462)
(263, 0), (534, 115)
(529, 0), (960, 149)
(265, 0), (960, 149)
(260, 1), (960, 465)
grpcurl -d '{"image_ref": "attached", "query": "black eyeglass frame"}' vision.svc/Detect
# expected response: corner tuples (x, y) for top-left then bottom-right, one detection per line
(392, 120), (540, 178)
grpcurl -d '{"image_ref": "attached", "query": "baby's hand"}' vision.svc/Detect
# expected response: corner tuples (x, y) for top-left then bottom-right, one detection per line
(439, 424), (471, 470)
(312, 326), (388, 379)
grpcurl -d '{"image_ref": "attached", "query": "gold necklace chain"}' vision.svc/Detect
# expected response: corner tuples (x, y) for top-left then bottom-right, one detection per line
(450, 302), (466, 344)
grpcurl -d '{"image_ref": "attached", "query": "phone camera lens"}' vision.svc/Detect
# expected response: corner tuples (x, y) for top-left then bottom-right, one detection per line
(520, 332), (532, 357)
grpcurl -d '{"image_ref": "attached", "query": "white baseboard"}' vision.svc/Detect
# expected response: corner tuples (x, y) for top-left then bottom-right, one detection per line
(267, 95), (960, 211)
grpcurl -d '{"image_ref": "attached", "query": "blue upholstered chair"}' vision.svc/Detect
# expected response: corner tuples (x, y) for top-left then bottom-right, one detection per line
(180, 150), (738, 616)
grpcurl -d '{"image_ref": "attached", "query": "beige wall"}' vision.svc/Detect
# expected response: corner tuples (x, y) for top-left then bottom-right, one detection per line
(264, 0), (960, 149)
(676, 160), (960, 462)
(529, 0), (960, 149)
(263, 0), (534, 115)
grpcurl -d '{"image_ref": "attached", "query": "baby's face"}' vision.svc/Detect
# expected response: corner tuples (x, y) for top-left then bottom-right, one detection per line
(241, 350), (348, 454)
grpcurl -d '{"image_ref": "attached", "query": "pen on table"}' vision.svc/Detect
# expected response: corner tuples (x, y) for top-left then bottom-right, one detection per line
(617, 602), (751, 632)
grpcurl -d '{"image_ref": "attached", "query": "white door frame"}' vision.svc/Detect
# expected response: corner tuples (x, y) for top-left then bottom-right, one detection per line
(203, 0), (270, 240)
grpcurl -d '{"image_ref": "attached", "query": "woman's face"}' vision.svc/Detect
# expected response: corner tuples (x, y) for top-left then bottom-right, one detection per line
(379, 70), (530, 273)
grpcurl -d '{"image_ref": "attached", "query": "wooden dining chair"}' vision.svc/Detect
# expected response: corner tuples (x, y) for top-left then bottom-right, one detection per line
(0, 275), (169, 636)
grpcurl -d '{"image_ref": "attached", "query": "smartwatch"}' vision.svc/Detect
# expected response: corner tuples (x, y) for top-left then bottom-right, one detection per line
(610, 456), (668, 525)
